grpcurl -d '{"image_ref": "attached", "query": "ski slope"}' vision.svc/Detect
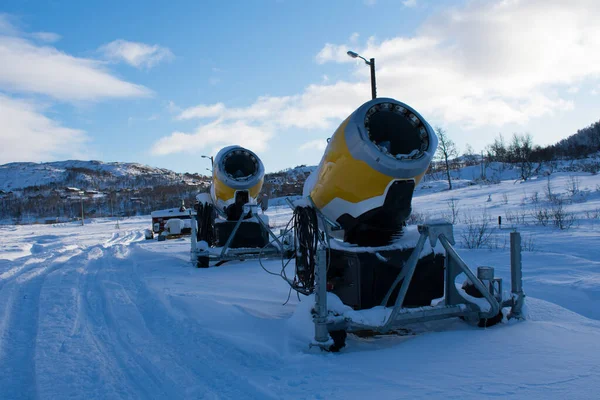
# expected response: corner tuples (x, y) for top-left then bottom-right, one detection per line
(1, 171), (600, 399)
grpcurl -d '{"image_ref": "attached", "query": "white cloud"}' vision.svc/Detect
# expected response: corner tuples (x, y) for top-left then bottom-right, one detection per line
(402, 0), (417, 7)
(176, 103), (226, 120)
(154, 0), (600, 157)
(99, 39), (173, 69)
(315, 0), (600, 129)
(299, 139), (328, 152)
(150, 120), (273, 156)
(0, 94), (88, 163)
(0, 13), (153, 163)
(0, 13), (18, 35)
(364, 0), (377, 6)
(30, 31), (61, 43)
(154, 82), (365, 156)
(1, 14), (147, 103)
(175, 82), (365, 129)
(0, 36), (151, 101)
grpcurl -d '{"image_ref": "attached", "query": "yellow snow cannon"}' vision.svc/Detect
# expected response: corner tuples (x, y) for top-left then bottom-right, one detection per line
(286, 98), (522, 352)
(210, 145), (265, 221)
(192, 145), (277, 266)
(305, 97), (438, 246)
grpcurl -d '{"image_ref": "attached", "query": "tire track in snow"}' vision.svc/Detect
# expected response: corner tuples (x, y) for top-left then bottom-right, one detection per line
(123, 246), (283, 399)
(74, 244), (278, 399)
(0, 246), (83, 400)
(103, 230), (144, 248)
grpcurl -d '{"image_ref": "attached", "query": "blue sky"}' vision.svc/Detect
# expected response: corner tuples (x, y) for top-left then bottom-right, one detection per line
(1, 0), (599, 174)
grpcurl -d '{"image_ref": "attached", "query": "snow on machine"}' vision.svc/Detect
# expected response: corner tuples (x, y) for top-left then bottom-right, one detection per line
(283, 98), (525, 351)
(190, 145), (292, 267)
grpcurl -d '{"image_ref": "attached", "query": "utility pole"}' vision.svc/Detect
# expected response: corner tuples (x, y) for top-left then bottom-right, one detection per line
(80, 192), (84, 226)
(481, 151), (486, 180)
(110, 192), (120, 229)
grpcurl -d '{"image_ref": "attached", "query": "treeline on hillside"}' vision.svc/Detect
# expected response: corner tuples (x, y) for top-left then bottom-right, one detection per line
(0, 183), (207, 224)
(429, 125), (600, 191)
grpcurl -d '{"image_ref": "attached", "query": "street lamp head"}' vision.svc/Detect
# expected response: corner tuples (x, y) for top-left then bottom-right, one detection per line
(347, 51), (359, 58)
(201, 155), (209, 159)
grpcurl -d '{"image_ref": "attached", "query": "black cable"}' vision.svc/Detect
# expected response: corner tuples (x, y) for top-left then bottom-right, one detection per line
(292, 205), (319, 295)
(257, 204), (326, 298)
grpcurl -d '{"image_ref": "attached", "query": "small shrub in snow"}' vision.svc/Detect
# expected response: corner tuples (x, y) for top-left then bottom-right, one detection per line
(461, 212), (495, 249)
(530, 191), (540, 205)
(489, 234), (508, 250)
(406, 211), (427, 225)
(581, 162), (600, 175)
(521, 234), (536, 252)
(544, 176), (559, 203)
(505, 210), (516, 224)
(531, 206), (551, 227)
(520, 194), (527, 206)
(551, 199), (576, 230)
(444, 198), (461, 224)
(501, 193), (509, 205)
(565, 176), (581, 197)
(506, 210), (528, 225)
(584, 208), (600, 220)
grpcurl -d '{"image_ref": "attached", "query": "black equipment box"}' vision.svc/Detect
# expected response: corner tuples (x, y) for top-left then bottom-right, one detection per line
(327, 247), (445, 310)
(214, 221), (269, 249)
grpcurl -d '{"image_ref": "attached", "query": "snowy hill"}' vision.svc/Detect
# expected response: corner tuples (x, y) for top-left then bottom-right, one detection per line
(0, 159), (202, 192)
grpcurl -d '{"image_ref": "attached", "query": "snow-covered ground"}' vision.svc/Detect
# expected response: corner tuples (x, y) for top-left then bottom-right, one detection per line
(1, 171), (600, 399)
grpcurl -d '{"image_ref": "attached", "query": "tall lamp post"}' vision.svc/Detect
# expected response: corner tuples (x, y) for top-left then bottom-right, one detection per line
(201, 155), (214, 169)
(347, 50), (376, 100)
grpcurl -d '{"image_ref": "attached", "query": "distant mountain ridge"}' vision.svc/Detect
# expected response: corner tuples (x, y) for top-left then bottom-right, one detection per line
(0, 160), (317, 224)
(0, 160), (202, 192)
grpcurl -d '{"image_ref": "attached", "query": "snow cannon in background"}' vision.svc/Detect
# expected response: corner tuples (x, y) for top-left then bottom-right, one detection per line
(306, 97), (437, 246)
(287, 98), (525, 352)
(211, 145), (265, 221)
(191, 145), (292, 268)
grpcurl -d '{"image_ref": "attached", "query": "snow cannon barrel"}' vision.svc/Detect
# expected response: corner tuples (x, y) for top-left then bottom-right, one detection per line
(211, 145), (265, 221)
(305, 97), (438, 246)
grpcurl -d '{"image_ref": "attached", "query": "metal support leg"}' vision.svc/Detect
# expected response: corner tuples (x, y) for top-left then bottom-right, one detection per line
(314, 248), (330, 344)
(219, 212), (246, 258)
(510, 231), (525, 319)
(439, 235), (500, 319)
(381, 231), (428, 307)
(254, 211), (284, 249)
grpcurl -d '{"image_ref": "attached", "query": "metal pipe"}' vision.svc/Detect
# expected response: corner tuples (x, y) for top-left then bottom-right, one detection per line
(510, 231), (525, 318)
(380, 305), (470, 330)
(285, 197), (296, 211)
(510, 231), (522, 294)
(314, 248), (329, 343)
